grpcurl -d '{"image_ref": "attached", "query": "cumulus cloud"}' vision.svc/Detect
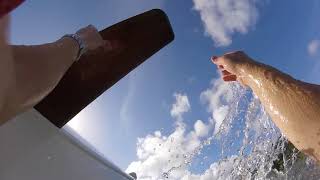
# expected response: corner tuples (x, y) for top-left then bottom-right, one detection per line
(126, 79), (243, 179)
(308, 39), (320, 56)
(126, 92), (201, 179)
(200, 78), (235, 134)
(170, 93), (191, 120)
(194, 120), (210, 137)
(193, 0), (259, 46)
(126, 116), (202, 180)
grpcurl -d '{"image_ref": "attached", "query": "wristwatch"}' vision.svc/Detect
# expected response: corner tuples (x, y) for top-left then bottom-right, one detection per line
(63, 34), (87, 61)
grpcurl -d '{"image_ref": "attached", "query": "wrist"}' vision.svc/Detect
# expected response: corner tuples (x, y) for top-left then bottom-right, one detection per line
(62, 34), (87, 61)
(60, 36), (79, 61)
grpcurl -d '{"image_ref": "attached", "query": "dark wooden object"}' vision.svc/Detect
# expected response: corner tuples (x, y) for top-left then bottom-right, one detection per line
(35, 9), (175, 128)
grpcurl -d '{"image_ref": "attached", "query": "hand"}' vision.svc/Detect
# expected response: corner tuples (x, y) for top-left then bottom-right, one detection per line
(76, 25), (112, 52)
(211, 51), (256, 86)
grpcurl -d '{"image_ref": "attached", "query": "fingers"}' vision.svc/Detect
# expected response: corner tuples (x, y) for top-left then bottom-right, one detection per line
(211, 56), (219, 64)
(211, 51), (243, 65)
(221, 70), (231, 76)
(76, 24), (99, 35)
(211, 52), (247, 83)
(223, 75), (237, 81)
(211, 55), (237, 82)
(87, 24), (95, 29)
(221, 70), (236, 81)
(211, 55), (225, 67)
(87, 24), (98, 32)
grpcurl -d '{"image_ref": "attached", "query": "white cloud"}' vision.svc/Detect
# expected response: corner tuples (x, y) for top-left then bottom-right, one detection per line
(308, 39), (320, 56)
(126, 73), (309, 179)
(126, 79), (245, 180)
(125, 82), (283, 179)
(126, 92), (201, 180)
(170, 93), (191, 120)
(194, 120), (210, 137)
(193, 0), (259, 46)
(126, 122), (202, 180)
(200, 78), (235, 134)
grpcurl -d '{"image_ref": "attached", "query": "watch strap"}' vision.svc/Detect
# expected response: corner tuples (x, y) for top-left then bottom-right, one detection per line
(63, 34), (87, 61)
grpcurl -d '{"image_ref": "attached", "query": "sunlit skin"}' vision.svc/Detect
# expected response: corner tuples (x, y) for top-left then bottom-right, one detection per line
(212, 51), (320, 162)
(1, 9), (320, 165)
(0, 15), (106, 124)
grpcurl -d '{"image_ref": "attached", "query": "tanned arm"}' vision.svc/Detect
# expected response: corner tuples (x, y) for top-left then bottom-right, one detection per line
(2, 37), (79, 122)
(212, 51), (320, 161)
(0, 18), (105, 124)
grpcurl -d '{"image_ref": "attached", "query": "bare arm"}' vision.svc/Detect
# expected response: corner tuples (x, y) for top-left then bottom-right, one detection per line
(3, 37), (79, 121)
(0, 22), (105, 124)
(0, 15), (16, 124)
(212, 51), (320, 161)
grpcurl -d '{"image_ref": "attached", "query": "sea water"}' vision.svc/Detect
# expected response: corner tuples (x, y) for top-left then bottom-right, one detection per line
(161, 84), (320, 180)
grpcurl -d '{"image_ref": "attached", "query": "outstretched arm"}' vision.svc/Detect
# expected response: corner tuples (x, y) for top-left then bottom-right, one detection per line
(212, 51), (320, 161)
(0, 20), (105, 124)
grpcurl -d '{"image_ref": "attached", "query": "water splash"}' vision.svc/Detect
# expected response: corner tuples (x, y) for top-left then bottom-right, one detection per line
(161, 85), (320, 179)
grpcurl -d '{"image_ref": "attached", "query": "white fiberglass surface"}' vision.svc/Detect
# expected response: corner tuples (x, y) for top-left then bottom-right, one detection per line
(10, 0), (320, 179)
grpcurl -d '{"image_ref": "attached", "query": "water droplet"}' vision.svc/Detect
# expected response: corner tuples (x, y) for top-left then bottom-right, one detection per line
(204, 139), (211, 145)
(162, 172), (169, 178)
(154, 88), (320, 179)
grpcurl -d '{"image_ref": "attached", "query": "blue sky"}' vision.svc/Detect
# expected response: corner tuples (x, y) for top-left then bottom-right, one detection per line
(10, 0), (320, 179)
